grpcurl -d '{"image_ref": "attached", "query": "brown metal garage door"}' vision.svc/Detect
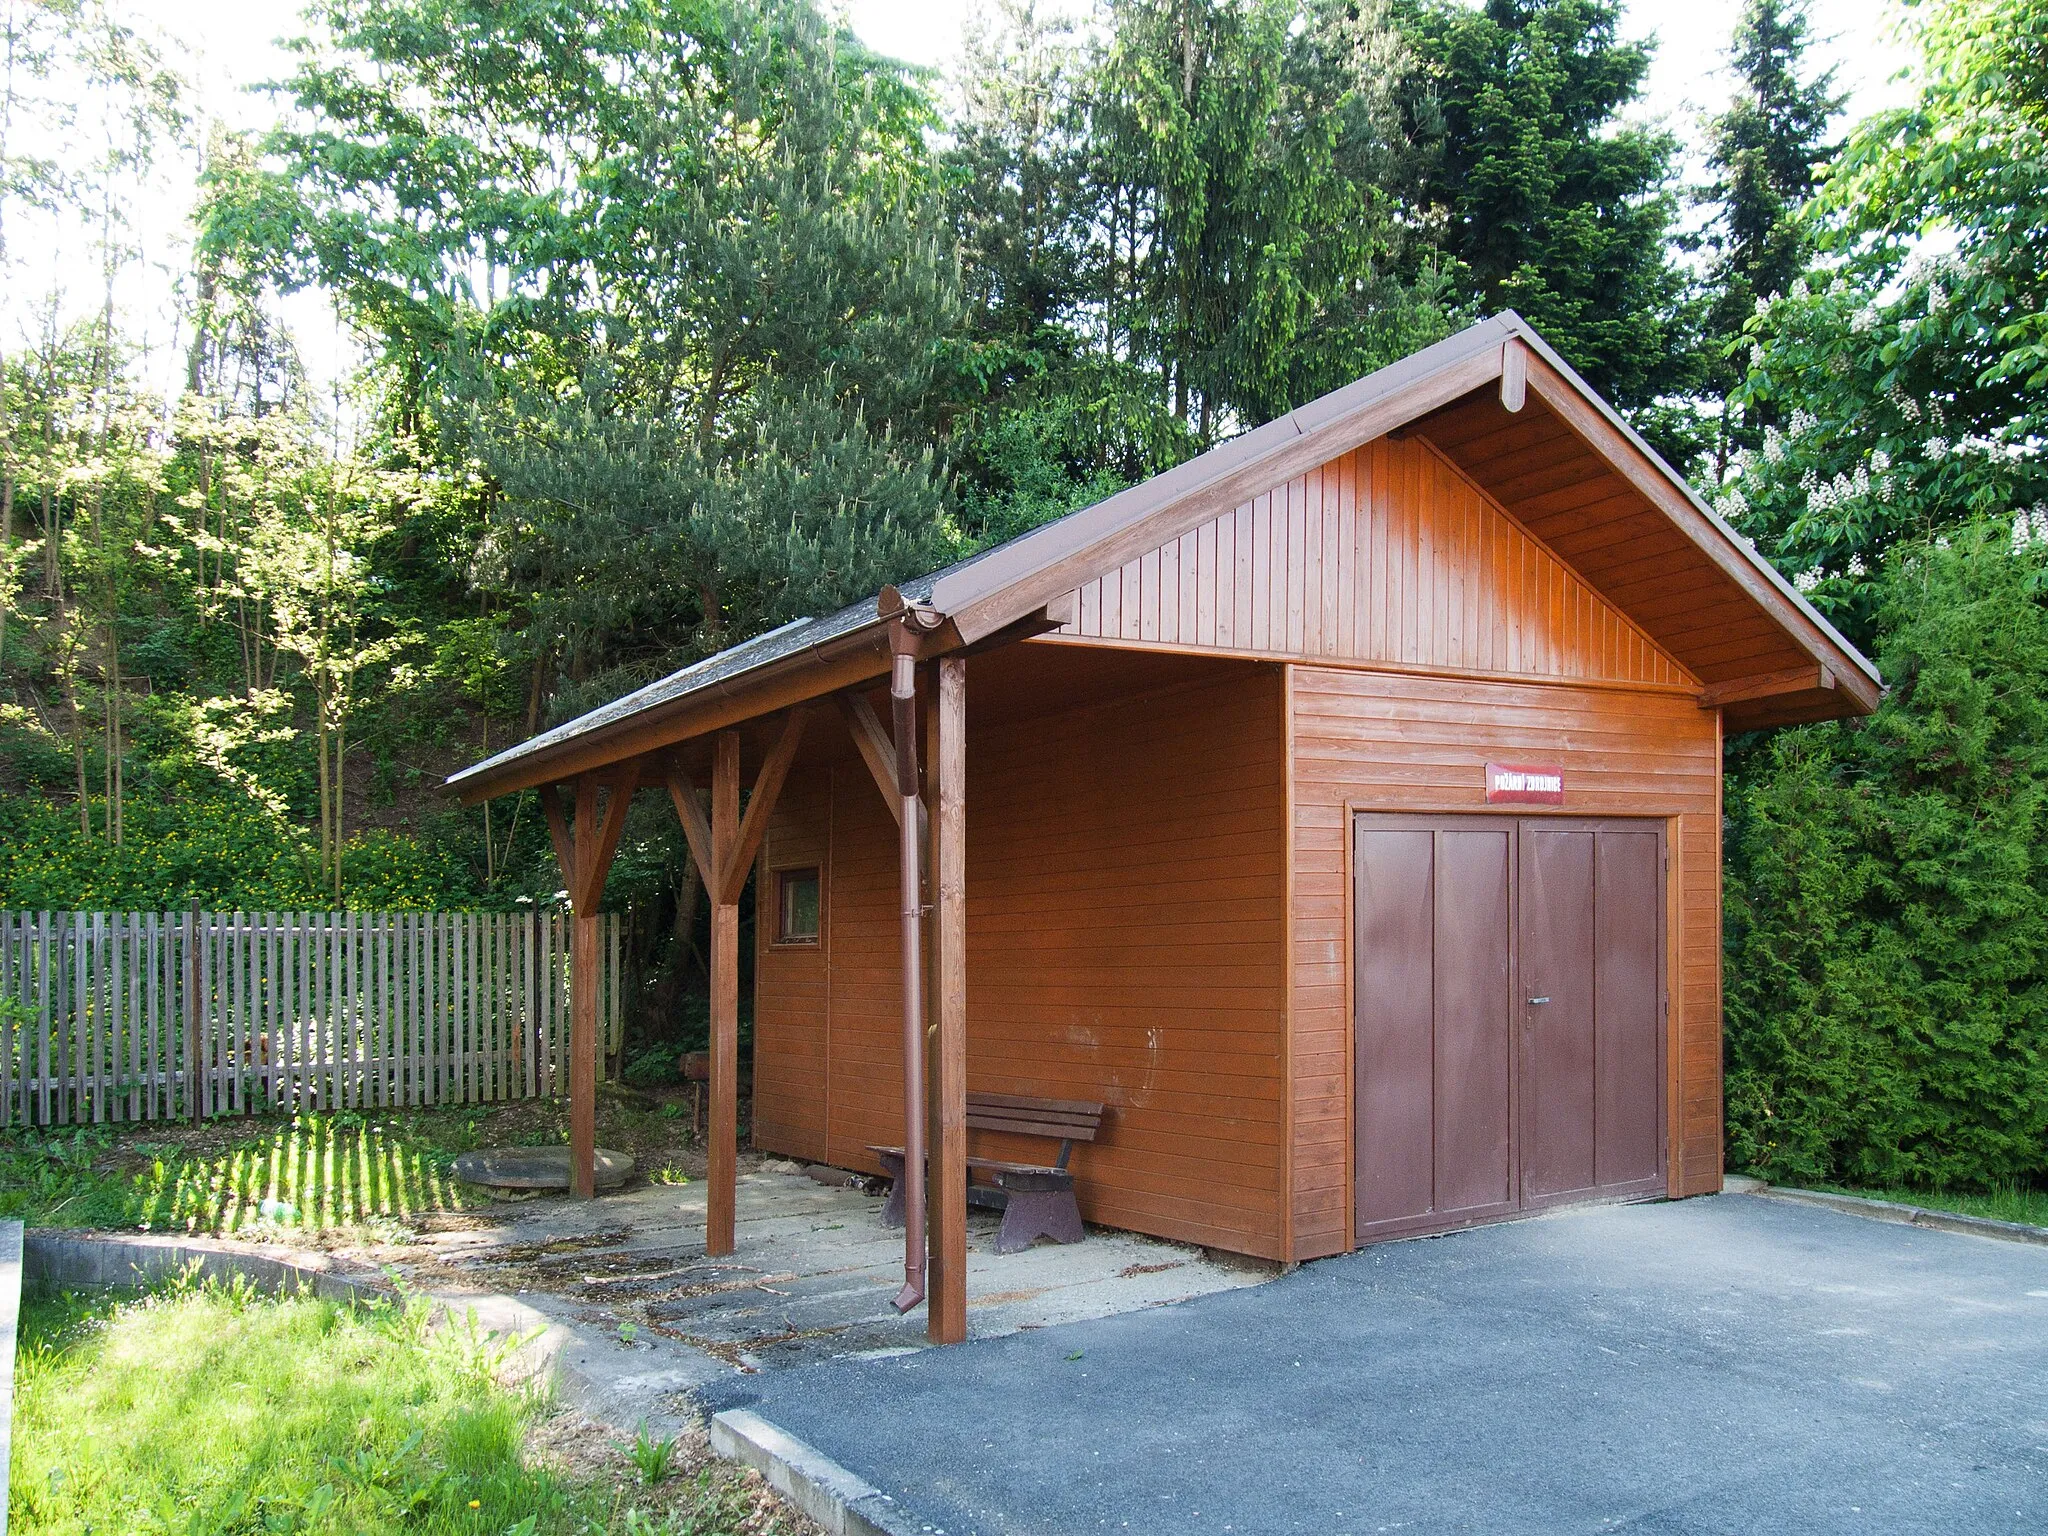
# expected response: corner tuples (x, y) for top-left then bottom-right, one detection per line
(1353, 815), (1666, 1244)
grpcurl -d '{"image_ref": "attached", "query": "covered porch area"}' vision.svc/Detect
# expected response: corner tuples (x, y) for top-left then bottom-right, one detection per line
(447, 582), (1114, 1344)
(408, 1153), (1271, 1377)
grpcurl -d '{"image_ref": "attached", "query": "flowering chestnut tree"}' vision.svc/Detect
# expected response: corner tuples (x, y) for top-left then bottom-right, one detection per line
(1709, 0), (2048, 648)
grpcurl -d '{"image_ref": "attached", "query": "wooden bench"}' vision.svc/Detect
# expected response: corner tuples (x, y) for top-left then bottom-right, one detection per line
(870, 1093), (1107, 1255)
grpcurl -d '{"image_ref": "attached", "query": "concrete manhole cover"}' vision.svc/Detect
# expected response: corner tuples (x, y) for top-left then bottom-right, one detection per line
(452, 1146), (635, 1190)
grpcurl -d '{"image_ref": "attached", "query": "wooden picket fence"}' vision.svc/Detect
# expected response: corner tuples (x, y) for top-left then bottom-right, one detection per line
(0, 910), (624, 1128)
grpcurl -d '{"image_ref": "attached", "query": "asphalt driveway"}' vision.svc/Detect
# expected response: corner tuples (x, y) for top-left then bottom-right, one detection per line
(701, 1194), (2048, 1534)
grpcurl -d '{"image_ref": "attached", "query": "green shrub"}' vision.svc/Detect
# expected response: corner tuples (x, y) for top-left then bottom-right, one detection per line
(0, 792), (483, 912)
(1725, 523), (2048, 1189)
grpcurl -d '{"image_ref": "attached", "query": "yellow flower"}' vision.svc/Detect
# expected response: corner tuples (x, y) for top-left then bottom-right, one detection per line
(470, 1499), (481, 1509)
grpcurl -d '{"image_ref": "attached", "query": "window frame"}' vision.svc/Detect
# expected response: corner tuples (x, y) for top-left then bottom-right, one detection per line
(771, 864), (822, 947)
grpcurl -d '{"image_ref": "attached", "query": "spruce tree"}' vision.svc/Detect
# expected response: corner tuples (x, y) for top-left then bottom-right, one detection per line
(1698, 0), (1841, 471)
(1392, 0), (1692, 413)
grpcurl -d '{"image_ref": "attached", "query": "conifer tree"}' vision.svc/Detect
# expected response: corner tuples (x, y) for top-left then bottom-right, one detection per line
(1697, 0), (1841, 472)
(1392, 0), (1691, 414)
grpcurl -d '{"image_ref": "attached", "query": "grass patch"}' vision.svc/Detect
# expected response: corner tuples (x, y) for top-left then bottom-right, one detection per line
(1819, 1181), (2048, 1230)
(0, 1095), (704, 1239)
(11, 1277), (783, 1534)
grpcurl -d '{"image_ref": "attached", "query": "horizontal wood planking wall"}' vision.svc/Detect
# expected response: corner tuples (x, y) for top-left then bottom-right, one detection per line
(1053, 435), (1693, 691)
(1285, 668), (1722, 1259)
(752, 661), (1292, 1258)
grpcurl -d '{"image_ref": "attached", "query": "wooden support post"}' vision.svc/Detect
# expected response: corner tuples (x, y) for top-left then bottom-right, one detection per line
(568, 781), (599, 1198)
(663, 713), (807, 1260)
(708, 730), (741, 1256)
(928, 657), (968, 1344)
(541, 770), (637, 1200)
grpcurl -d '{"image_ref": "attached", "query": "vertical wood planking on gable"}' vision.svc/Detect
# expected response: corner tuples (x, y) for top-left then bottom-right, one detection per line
(1055, 435), (1690, 691)
(1285, 667), (1722, 1257)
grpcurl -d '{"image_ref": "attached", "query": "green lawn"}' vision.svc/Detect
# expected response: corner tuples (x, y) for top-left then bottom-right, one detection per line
(1823, 1181), (2048, 1230)
(10, 1278), (781, 1535)
(0, 1098), (700, 1239)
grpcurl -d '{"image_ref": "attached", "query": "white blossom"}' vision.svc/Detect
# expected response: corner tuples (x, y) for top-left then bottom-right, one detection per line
(1764, 426), (1788, 464)
(1851, 304), (1882, 333)
(1791, 277), (1810, 300)
(1794, 569), (1821, 592)
(1928, 283), (1950, 313)
(1715, 487), (1749, 518)
(1871, 449), (1891, 472)
(1847, 554), (1867, 577)
(1787, 408), (1817, 438)
(1925, 437), (1950, 459)
(1754, 295), (1772, 318)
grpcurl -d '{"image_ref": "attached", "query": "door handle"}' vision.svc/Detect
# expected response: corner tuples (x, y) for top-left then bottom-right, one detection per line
(1527, 996), (1550, 1005)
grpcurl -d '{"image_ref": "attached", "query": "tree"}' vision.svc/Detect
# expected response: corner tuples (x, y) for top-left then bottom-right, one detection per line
(207, 0), (960, 722)
(1718, 0), (2048, 1193)
(459, 0), (965, 713)
(1714, 0), (2048, 647)
(1696, 0), (1841, 475)
(1085, 0), (1452, 436)
(1725, 524), (2048, 1190)
(1392, 0), (1693, 414)
(944, 0), (1457, 543)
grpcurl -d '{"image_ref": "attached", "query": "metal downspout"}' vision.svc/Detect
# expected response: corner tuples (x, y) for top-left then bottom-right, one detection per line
(889, 640), (928, 1314)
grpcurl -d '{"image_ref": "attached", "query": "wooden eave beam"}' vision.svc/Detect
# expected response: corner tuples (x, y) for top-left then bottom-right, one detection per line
(719, 708), (810, 906)
(665, 771), (715, 878)
(1699, 664), (1836, 711)
(539, 783), (576, 888)
(577, 766), (639, 911)
(1500, 337), (1528, 413)
(453, 635), (893, 804)
(838, 691), (903, 826)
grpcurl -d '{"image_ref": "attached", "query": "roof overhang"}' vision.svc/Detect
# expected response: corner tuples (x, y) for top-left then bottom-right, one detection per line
(447, 313), (1880, 801)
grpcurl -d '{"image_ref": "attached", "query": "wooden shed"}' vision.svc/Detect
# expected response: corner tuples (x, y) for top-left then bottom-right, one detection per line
(448, 314), (1880, 1341)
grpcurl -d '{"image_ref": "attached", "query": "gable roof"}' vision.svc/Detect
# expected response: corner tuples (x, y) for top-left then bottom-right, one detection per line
(448, 313), (1879, 802)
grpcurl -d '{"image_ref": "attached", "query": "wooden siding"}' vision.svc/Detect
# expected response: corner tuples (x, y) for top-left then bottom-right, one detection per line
(751, 769), (833, 1164)
(751, 653), (1292, 1258)
(1054, 435), (1690, 691)
(1286, 668), (1722, 1260)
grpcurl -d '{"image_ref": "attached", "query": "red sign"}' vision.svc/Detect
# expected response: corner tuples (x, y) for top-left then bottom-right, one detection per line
(1485, 762), (1565, 805)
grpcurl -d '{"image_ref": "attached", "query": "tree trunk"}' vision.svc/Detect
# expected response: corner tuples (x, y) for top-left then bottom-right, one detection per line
(0, 466), (13, 663)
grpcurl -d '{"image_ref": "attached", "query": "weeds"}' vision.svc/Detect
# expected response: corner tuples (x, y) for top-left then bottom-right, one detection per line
(628, 1424), (681, 1486)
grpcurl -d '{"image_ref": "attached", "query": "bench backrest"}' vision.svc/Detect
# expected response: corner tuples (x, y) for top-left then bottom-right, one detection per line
(966, 1092), (1105, 1168)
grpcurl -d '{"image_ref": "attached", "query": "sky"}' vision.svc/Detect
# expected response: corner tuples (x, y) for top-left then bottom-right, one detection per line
(11, 0), (1921, 400)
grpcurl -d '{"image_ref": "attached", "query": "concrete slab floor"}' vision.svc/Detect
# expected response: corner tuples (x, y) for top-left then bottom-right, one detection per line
(393, 1159), (1271, 1390)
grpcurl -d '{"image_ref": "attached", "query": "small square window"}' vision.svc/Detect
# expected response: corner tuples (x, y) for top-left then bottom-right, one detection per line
(776, 867), (820, 944)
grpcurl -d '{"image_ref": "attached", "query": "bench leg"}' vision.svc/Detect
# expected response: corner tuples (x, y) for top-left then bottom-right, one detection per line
(995, 1188), (1084, 1254)
(876, 1151), (906, 1228)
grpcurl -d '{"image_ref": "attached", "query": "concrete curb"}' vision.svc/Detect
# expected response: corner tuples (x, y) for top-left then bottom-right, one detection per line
(23, 1229), (394, 1302)
(1750, 1186), (2048, 1247)
(1, 1222), (20, 1536)
(19, 1228), (714, 1442)
(711, 1408), (915, 1536)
